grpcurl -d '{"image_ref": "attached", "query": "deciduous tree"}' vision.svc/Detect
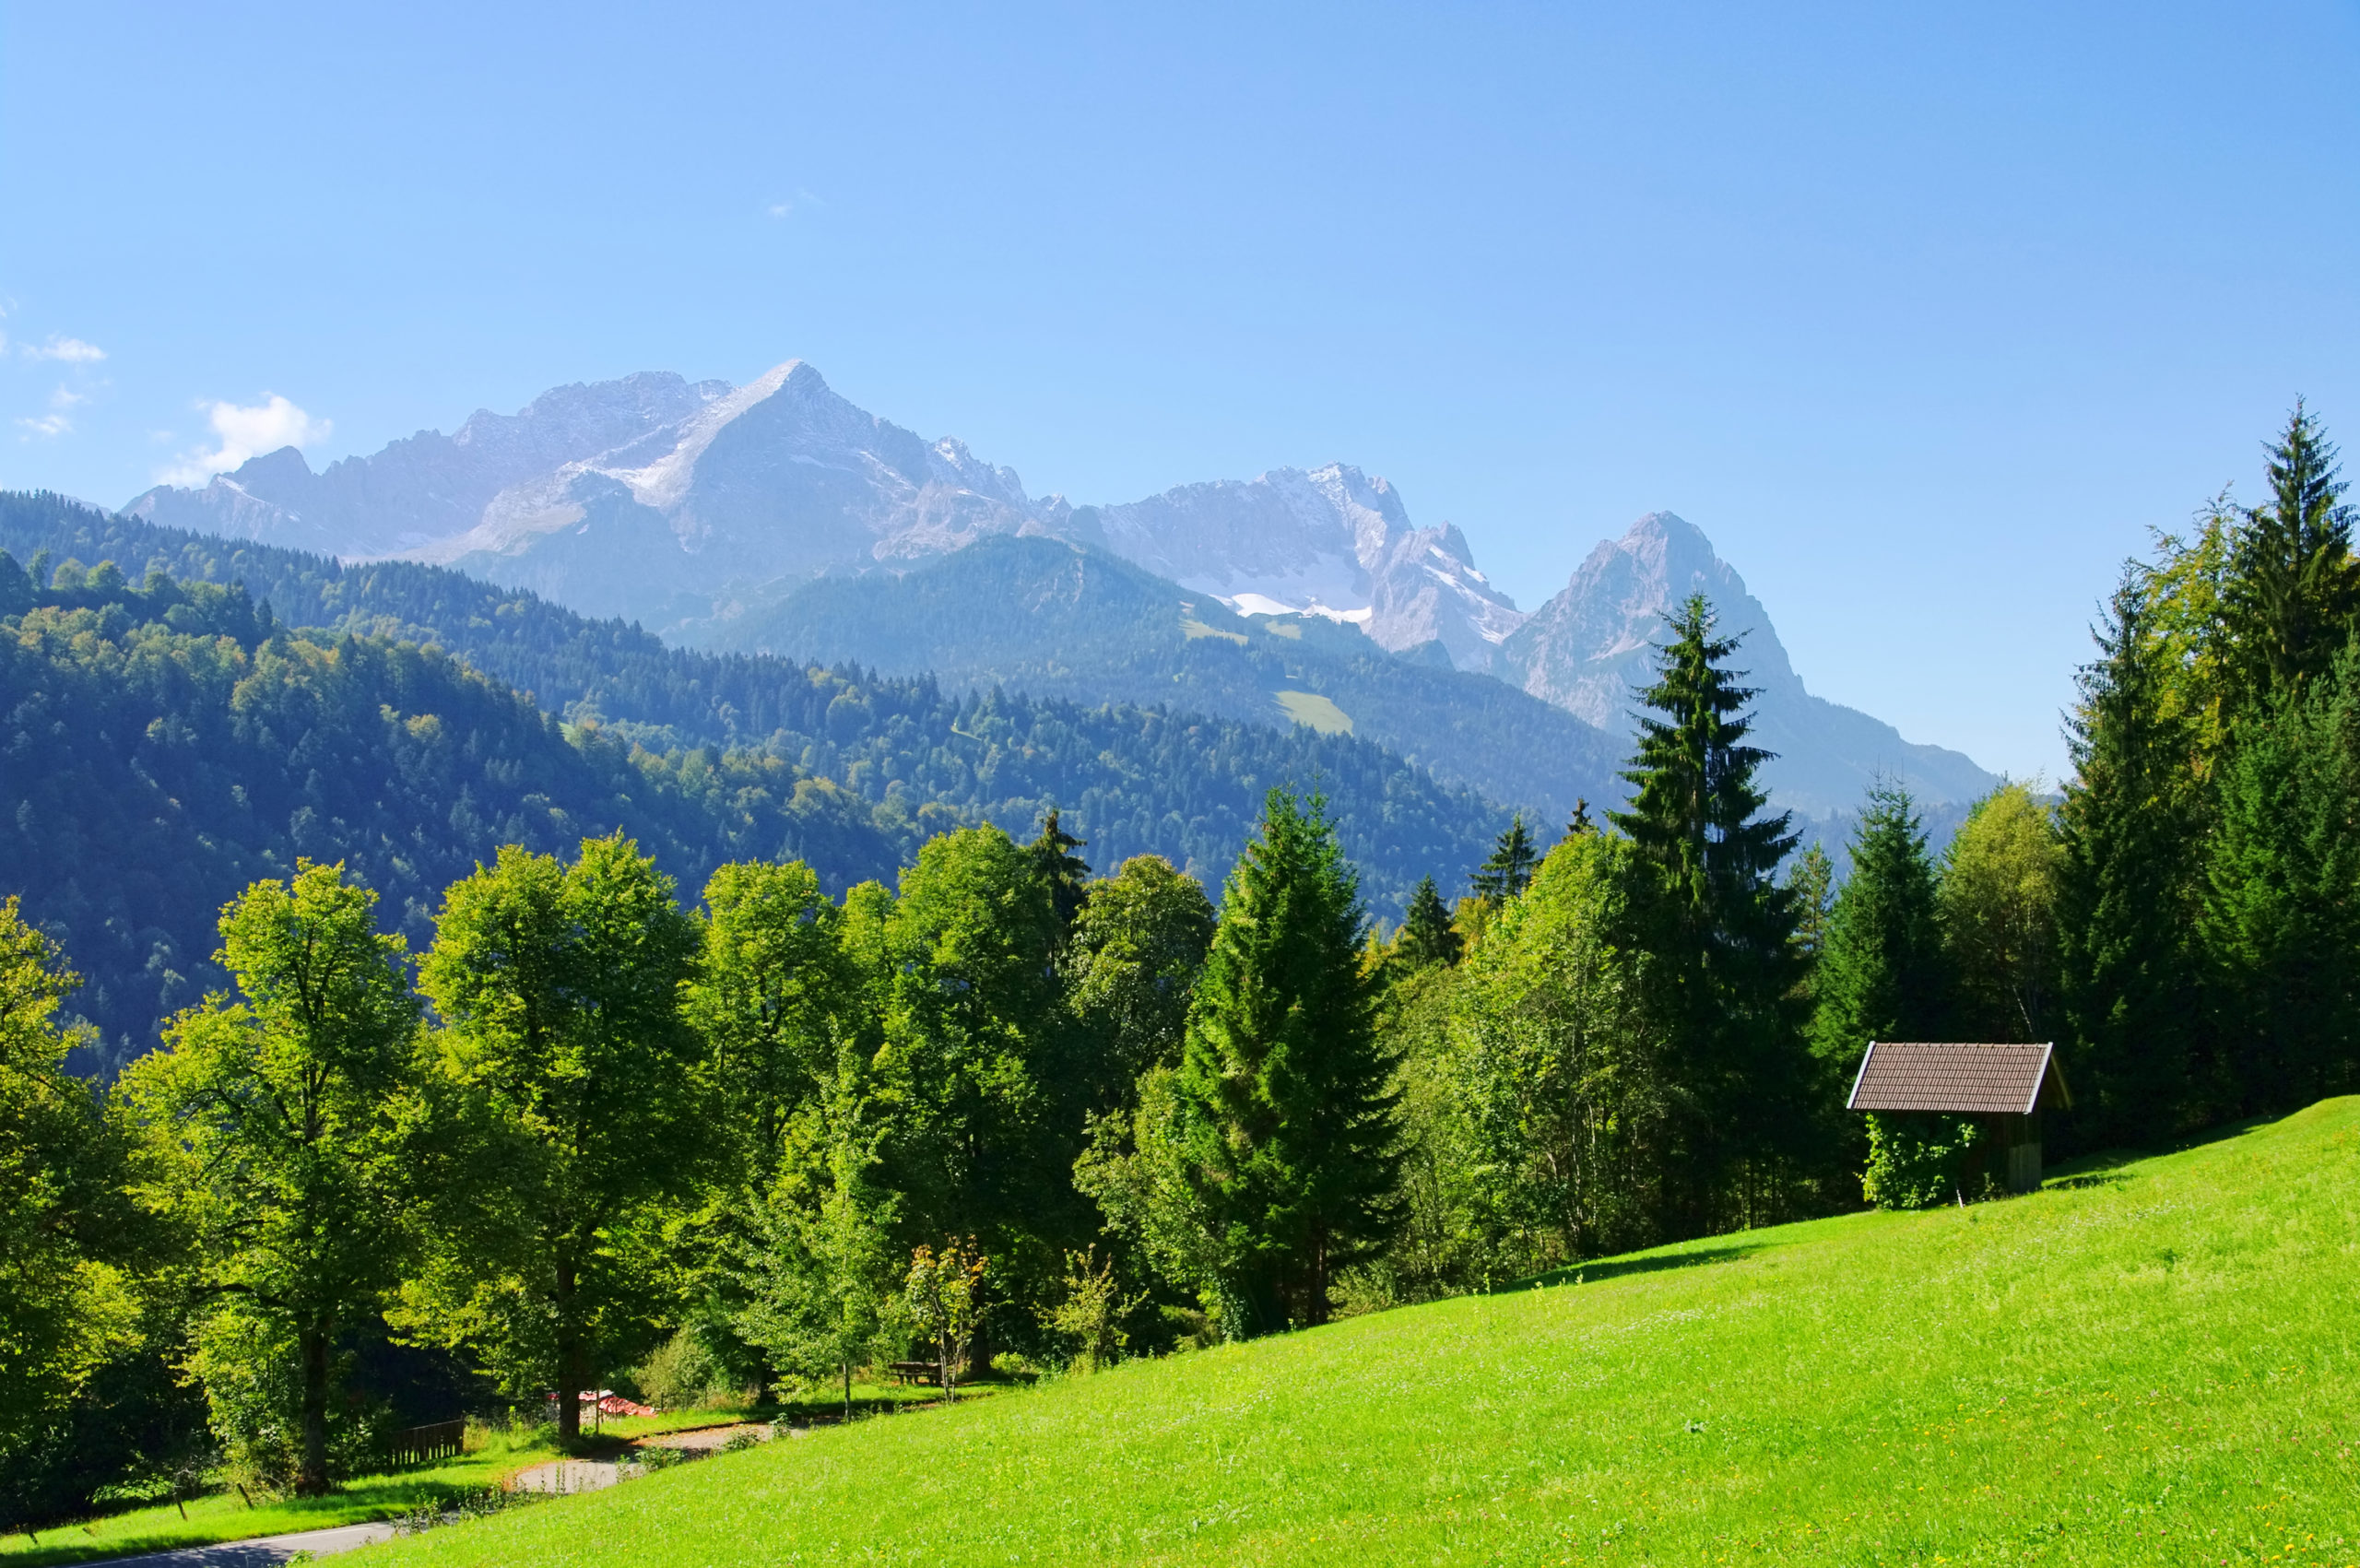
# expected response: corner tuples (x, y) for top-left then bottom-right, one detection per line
(125, 864), (419, 1494)
(405, 834), (704, 1442)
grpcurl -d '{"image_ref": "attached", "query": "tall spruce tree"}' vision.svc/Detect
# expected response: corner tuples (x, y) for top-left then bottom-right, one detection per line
(2220, 404), (2357, 717)
(1396, 875), (1463, 970)
(2057, 570), (2202, 1147)
(1609, 595), (1805, 1232)
(1470, 816), (1540, 905)
(2198, 651), (2360, 1113)
(1029, 808), (1093, 937)
(1173, 789), (1401, 1333)
(1810, 783), (1953, 1071)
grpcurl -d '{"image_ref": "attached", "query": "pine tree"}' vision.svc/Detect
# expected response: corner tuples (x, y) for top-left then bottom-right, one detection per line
(2057, 569), (2203, 1147)
(1810, 783), (1953, 1067)
(1029, 808), (1093, 936)
(1470, 815), (1538, 904)
(1173, 789), (1401, 1333)
(1609, 594), (1804, 1232)
(1564, 797), (1595, 839)
(1395, 875), (1463, 969)
(2198, 651), (2360, 1113)
(2221, 403), (2357, 715)
(1804, 785), (1958, 1207)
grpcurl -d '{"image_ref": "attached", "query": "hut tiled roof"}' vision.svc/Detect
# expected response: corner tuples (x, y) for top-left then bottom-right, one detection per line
(1847, 1042), (2069, 1116)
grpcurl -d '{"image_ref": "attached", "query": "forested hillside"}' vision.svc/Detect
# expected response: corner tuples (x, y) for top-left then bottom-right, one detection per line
(0, 507), (1514, 1069)
(712, 534), (1624, 822)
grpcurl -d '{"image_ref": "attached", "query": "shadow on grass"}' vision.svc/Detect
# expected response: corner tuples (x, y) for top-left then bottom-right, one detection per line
(2045, 1171), (2132, 1191)
(1509, 1242), (1770, 1292)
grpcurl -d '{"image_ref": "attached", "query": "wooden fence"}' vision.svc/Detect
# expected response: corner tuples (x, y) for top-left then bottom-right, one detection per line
(386, 1419), (466, 1468)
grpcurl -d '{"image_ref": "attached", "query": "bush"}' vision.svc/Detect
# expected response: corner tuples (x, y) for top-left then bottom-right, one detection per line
(632, 1328), (738, 1411)
(1862, 1113), (1992, 1209)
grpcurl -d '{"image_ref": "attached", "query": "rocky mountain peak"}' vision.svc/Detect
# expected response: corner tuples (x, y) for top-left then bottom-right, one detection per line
(1499, 510), (1990, 812)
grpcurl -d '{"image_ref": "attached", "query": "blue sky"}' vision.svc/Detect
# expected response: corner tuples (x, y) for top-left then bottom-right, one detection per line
(3, 1), (2354, 781)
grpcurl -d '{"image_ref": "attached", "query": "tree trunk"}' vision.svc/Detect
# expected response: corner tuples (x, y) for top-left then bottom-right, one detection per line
(554, 1254), (581, 1443)
(297, 1320), (331, 1495)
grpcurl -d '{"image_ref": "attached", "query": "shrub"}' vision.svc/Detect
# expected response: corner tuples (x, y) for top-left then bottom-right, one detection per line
(1862, 1113), (1991, 1208)
(633, 1328), (736, 1411)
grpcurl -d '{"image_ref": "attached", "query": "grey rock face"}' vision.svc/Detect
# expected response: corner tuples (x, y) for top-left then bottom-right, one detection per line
(1499, 512), (1997, 812)
(1083, 463), (1526, 671)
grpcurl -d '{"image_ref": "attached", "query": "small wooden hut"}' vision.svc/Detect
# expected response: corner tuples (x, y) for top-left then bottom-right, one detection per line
(1847, 1042), (2072, 1193)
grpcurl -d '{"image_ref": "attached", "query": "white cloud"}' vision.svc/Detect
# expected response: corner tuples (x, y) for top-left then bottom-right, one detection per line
(49, 386), (86, 410)
(18, 413), (72, 439)
(159, 394), (331, 486)
(23, 336), (105, 363)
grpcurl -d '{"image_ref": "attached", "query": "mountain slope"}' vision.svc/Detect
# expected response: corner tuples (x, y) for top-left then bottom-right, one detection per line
(358, 1100), (2360, 1566)
(713, 534), (1621, 826)
(1071, 463), (1525, 671)
(1501, 512), (1998, 813)
(0, 493), (1516, 1067)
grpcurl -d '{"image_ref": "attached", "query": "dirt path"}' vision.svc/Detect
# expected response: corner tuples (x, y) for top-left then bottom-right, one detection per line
(76, 1520), (395, 1567)
(502, 1422), (784, 1494)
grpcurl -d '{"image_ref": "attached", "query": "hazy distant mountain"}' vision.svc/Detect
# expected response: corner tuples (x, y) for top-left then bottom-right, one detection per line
(128, 362), (1043, 636)
(715, 533), (1621, 825)
(1072, 465), (1526, 673)
(122, 364), (1522, 667)
(126, 372), (730, 560)
(1498, 512), (1997, 814)
(124, 361), (2000, 812)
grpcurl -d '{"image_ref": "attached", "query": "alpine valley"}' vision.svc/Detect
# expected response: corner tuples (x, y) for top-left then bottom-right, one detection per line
(127, 361), (1997, 819)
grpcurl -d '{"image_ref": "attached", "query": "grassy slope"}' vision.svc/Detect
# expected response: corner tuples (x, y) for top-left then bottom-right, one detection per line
(239, 1106), (2360, 1562)
(0, 1411), (758, 1566)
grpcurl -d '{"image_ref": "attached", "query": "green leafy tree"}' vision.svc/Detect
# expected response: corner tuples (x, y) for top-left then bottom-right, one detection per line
(1454, 831), (1664, 1270)
(2057, 572), (2204, 1147)
(1470, 815), (1539, 904)
(1939, 784), (2064, 1043)
(1394, 875), (1463, 970)
(735, 1041), (901, 1419)
(1040, 1245), (1146, 1373)
(0, 899), (142, 1520)
(1066, 855), (1217, 1113)
(869, 826), (1076, 1298)
(404, 834), (705, 1442)
(903, 1238), (989, 1397)
(1170, 789), (1402, 1334)
(1609, 595), (1804, 1232)
(684, 860), (846, 1184)
(124, 864), (419, 1494)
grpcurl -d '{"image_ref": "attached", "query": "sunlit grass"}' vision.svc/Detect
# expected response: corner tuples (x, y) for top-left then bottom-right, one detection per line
(362, 1099), (2360, 1566)
(0, 1435), (544, 1567)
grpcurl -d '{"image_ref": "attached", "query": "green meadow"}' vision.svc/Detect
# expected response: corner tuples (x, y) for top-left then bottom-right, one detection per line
(352, 1099), (2360, 1567)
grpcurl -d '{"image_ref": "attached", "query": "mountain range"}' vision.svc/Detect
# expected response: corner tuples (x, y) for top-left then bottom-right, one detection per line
(126, 361), (1996, 814)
